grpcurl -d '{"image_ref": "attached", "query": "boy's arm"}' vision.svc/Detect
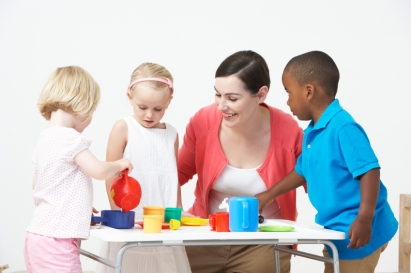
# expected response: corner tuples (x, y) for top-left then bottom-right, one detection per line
(255, 169), (305, 214)
(347, 168), (380, 249)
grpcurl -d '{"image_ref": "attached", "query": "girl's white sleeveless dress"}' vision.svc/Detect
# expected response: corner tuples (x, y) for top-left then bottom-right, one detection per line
(95, 117), (191, 273)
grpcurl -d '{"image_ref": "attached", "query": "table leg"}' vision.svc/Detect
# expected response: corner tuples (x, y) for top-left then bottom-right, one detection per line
(274, 244), (281, 273)
(273, 240), (340, 273)
(323, 241), (340, 273)
(114, 243), (143, 273)
(80, 239), (341, 273)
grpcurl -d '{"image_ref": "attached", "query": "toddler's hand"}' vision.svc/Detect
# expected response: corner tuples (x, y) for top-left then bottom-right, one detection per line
(347, 216), (372, 249)
(117, 158), (133, 173)
(90, 207), (99, 226)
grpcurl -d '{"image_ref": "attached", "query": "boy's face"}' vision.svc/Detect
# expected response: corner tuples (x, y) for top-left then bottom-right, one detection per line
(282, 71), (312, 121)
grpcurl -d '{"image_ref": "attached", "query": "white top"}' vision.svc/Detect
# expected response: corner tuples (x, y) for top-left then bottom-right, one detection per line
(123, 117), (178, 220)
(95, 119), (189, 273)
(27, 126), (93, 239)
(209, 165), (283, 219)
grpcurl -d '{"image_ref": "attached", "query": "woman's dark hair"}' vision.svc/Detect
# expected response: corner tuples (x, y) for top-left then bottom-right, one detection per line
(215, 50), (270, 95)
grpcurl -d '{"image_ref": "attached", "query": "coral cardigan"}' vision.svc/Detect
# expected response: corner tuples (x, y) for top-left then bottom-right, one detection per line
(178, 103), (304, 220)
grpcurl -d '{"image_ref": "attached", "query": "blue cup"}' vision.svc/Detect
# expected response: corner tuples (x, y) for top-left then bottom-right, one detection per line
(229, 196), (258, 232)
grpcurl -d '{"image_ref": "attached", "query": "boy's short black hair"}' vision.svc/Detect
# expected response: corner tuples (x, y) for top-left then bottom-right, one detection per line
(284, 51), (340, 96)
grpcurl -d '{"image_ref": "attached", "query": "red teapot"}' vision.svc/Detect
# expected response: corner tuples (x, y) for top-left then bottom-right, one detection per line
(110, 169), (142, 212)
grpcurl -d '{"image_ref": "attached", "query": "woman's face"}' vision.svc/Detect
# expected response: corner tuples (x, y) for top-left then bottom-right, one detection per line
(214, 75), (262, 128)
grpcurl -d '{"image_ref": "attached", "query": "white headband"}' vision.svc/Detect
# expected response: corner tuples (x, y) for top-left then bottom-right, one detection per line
(128, 77), (174, 94)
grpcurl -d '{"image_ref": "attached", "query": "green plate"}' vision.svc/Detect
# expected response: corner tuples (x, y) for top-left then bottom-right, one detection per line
(258, 225), (295, 232)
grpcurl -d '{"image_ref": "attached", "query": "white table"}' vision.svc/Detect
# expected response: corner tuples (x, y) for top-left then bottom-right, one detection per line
(80, 219), (345, 273)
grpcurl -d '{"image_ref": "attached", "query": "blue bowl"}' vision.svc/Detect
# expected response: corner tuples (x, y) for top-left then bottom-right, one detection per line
(91, 210), (135, 229)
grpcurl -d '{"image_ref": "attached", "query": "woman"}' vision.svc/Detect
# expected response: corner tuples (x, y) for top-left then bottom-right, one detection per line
(178, 50), (304, 273)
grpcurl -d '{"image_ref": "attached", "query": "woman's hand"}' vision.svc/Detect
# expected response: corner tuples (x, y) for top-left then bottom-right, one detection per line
(182, 210), (198, 218)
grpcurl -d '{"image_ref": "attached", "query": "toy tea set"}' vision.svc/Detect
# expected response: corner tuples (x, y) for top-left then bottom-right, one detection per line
(91, 170), (190, 232)
(210, 196), (294, 233)
(91, 169), (142, 229)
(91, 171), (293, 233)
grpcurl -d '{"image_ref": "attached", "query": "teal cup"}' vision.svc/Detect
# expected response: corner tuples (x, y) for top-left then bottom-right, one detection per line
(164, 207), (182, 223)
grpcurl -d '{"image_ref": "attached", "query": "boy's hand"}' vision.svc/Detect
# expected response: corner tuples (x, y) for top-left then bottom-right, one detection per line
(347, 216), (372, 249)
(255, 170), (306, 214)
(348, 168), (380, 249)
(255, 190), (274, 215)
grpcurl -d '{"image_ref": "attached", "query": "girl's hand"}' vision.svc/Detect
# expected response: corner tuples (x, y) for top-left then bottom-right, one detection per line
(117, 158), (133, 174)
(91, 207), (99, 226)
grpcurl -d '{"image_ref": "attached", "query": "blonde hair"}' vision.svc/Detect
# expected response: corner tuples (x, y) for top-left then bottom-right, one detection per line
(129, 63), (173, 95)
(38, 66), (100, 120)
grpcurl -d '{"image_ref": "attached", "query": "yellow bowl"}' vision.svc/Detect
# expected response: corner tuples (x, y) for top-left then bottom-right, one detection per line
(181, 217), (209, 226)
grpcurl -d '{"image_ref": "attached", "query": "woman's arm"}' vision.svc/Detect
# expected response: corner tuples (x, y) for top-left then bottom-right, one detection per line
(104, 119), (129, 210)
(177, 118), (198, 185)
(178, 115), (203, 217)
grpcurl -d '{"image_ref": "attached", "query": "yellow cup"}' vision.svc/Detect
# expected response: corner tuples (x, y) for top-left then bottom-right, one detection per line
(143, 206), (166, 222)
(169, 219), (181, 230)
(143, 215), (163, 234)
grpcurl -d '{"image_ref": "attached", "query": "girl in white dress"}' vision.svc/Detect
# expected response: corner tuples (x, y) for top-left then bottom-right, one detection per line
(96, 63), (191, 273)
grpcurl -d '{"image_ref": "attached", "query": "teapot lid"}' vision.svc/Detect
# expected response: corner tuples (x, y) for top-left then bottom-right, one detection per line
(218, 197), (229, 212)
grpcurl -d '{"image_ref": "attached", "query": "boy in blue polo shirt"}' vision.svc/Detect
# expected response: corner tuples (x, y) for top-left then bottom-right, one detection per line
(256, 51), (398, 273)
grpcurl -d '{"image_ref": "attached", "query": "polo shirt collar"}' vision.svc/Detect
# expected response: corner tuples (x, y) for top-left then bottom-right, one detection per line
(307, 99), (343, 131)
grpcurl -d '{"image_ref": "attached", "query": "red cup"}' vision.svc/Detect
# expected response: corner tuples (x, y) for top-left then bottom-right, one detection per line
(209, 214), (216, 231)
(215, 212), (230, 232)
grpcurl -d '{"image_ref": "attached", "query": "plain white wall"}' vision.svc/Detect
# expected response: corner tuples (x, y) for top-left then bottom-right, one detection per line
(1, 1), (410, 272)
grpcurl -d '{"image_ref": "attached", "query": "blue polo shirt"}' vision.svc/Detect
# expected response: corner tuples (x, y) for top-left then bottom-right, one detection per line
(295, 99), (398, 260)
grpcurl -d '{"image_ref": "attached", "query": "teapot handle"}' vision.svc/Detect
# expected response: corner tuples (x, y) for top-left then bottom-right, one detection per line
(123, 169), (129, 182)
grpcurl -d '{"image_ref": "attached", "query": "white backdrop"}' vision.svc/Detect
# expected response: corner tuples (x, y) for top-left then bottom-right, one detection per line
(1, 1), (410, 272)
